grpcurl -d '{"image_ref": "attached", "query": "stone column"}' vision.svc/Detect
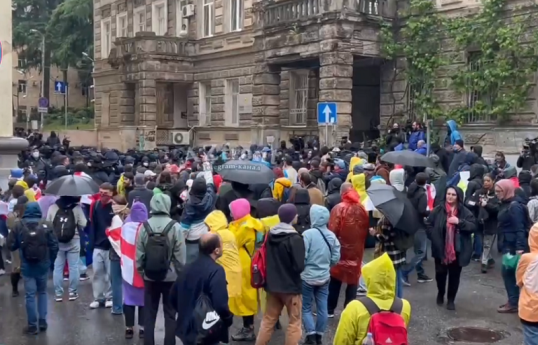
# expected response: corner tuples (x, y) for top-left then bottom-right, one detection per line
(252, 62), (281, 145)
(0, 1), (28, 189)
(137, 80), (157, 150)
(319, 52), (353, 147)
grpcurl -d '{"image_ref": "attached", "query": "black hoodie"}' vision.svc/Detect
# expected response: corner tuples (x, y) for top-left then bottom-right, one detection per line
(407, 182), (429, 228)
(325, 178), (342, 212)
(293, 189), (311, 233)
(518, 170), (532, 199)
(465, 164), (484, 201)
(471, 145), (488, 167)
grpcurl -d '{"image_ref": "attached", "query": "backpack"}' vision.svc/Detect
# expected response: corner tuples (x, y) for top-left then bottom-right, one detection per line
(251, 233), (269, 288)
(142, 220), (176, 281)
(194, 294), (223, 344)
(52, 208), (77, 243)
(359, 297), (408, 345)
(20, 221), (49, 263)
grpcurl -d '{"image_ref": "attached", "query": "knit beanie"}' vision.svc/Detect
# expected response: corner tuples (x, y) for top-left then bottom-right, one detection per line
(278, 204), (298, 224)
(134, 173), (145, 186)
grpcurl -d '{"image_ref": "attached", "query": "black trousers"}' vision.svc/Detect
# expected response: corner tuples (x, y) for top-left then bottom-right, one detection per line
(435, 259), (463, 302)
(0, 248), (5, 270)
(144, 280), (175, 345)
(327, 278), (357, 314)
(124, 304), (144, 328)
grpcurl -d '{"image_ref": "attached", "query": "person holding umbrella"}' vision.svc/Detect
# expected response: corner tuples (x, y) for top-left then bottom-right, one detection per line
(426, 186), (475, 311)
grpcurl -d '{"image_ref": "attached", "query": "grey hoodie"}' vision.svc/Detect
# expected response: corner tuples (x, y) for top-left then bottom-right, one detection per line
(136, 193), (186, 282)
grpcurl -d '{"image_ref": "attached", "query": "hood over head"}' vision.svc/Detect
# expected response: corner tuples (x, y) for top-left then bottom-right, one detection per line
(327, 178), (343, 194)
(496, 179), (515, 200)
(469, 164), (485, 181)
(23, 202), (42, 220)
(353, 164), (364, 175)
(446, 120), (458, 133)
(293, 188), (311, 205)
(15, 180), (29, 190)
(363, 253), (396, 301)
(56, 196), (81, 209)
(310, 204), (330, 228)
(464, 152), (478, 165)
(472, 145), (483, 157)
(150, 193), (171, 216)
(189, 177), (207, 202)
(529, 223), (538, 253)
(229, 198), (251, 220)
(429, 154), (440, 167)
(389, 168), (405, 192)
(504, 166), (518, 179)
(407, 182), (424, 199)
(256, 198), (281, 218)
(130, 202), (148, 222)
(205, 210), (228, 232)
(519, 170), (532, 185)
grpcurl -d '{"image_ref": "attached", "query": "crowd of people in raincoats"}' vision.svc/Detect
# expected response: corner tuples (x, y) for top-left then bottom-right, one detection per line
(1, 122), (538, 345)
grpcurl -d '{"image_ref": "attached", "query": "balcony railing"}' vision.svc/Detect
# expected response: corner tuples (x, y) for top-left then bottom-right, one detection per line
(115, 33), (188, 58)
(263, 0), (323, 27)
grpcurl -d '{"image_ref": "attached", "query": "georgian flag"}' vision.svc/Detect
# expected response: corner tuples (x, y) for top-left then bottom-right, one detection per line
(426, 183), (436, 211)
(120, 221), (144, 288)
(105, 215), (123, 260)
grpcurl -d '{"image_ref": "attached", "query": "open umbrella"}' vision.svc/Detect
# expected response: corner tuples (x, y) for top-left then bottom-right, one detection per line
(45, 175), (99, 197)
(215, 160), (274, 185)
(366, 184), (420, 234)
(381, 150), (434, 168)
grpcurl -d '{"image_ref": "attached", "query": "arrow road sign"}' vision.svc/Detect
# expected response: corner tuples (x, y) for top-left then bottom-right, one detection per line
(54, 81), (67, 94)
(317, 102), (337, 124)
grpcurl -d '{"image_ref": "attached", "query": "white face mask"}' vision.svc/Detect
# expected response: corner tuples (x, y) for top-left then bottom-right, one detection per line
(32, 152), (40, 158)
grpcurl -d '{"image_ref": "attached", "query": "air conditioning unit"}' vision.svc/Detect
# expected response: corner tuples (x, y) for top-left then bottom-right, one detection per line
(171, 130), (190, 145)
(182, 4), (195, 17)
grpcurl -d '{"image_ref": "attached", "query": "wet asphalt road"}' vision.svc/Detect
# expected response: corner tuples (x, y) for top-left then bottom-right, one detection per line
(0, 249), (524, 345)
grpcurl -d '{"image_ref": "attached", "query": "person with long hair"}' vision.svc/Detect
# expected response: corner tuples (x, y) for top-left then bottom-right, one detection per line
(426, 186), (476, 311)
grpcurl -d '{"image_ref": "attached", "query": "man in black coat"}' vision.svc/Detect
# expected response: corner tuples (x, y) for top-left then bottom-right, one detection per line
(127, 173), (153, 209)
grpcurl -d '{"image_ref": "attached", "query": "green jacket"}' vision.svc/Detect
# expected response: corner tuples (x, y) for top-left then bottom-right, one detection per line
(135, 193), (186, 282)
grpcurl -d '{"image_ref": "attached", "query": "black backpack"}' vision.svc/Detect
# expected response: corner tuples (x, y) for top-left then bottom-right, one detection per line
(20, 221), (49, 263)
(142, 220), (176, 281)
(52, 208), (77, 243)
(194, 294), (223, 344)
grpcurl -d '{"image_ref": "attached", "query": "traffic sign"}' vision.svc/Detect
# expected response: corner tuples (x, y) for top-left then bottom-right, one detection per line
(38, 107), (48, 113)
(54, 81), (67, 94)
(38, 97), (48, 108)
(317, 102), (337, 124)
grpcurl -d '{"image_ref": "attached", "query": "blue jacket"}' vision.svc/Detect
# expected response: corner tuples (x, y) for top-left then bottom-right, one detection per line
(301, 205), (341, 284)
(446, 120), (462, 146)
(497, 196), (529, 253)
(8, 202), (58, 277)
(415, 144), (428, 156)
(408, 130), (425, 151)
(180, 183), (216, 228)
(170, 254), (233, 345)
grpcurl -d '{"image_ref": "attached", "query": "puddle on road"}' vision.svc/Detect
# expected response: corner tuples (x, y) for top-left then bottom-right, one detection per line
(446, 327), (508, 343)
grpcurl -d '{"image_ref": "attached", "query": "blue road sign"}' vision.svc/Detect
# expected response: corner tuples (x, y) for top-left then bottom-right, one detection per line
(317, 102), (337, 124)
(38, 97), (48, 108)
(54, 81), (67, 94)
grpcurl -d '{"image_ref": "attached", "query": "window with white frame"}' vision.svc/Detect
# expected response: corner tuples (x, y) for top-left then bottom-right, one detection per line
(289, 71), (309, 125)
(18, 80), (27, 95)
(176, 0), (186, 36)
(203, 0), (214, 37)
(199, 82), (212, 125)
(101, 18), (112, 58)
(117, 13), (128, 37)
(134, 7), (146, 33)
(230, 0), (243, 31)
(226, 79), (240, 126)
(152, 0), (168, 36)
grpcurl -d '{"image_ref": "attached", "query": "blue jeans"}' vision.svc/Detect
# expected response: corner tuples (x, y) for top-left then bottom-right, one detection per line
(401, 230), (426, 278)
(110, 259), (123, 314)
(24, 274), (48, 328)
(53, 240), (80, 296)
(501, 264), (519, 307)
(302, 281), (329, 335)
(79, 256), (87, 275)
(473, 231), (483, 257)
(395, 268), (403, 298)
(523, 323), (538, 345)
(92, 248), (112, 302)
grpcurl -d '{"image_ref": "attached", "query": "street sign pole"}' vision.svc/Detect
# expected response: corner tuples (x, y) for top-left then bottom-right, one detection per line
(64, 85), (68, 129)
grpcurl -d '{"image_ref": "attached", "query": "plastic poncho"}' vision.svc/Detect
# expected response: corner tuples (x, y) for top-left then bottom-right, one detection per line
(346, 157), (365, 182)
(333, 253), (412, 344)
(351, 174), (368, 203)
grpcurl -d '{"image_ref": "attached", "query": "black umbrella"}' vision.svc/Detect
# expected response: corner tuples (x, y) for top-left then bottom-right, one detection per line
(215, 160), (274, 185)
(366, 184), (420, 234)
(45, 175), (99, 197)
(381, 150), (434, 168)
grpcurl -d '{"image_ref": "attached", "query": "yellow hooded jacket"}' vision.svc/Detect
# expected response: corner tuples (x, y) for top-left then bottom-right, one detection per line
(204, 210), (242, 299)
(352, 174), (368, 203)
(346, 157), (365, 182)
(15, 180), (36, 202)
(333, 253), (411, 345)
(117, 174), (126, 197)
(273, 177), (292, 202)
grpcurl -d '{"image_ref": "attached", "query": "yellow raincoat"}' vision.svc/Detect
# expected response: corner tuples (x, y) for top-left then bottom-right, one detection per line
(346, 157), (365, 182)
(228, 214), (279, 316)
(204, 210), (242, 299)
(352, 174), (368, 203)
(15, 180), (36, 202)
(334, 253), (411, 345)
(273, 177), (292, 202)
(117, 174), (126, 197)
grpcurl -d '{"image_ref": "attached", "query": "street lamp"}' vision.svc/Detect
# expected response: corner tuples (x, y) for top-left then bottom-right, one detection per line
(30, 29), (46, 131)
(82, 52), (95, 107)
(82, 52), (95, 63)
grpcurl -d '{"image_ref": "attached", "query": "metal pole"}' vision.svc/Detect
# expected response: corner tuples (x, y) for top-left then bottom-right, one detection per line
(64, 85), (68, 129)
(325, 123), (328, 147)
(40, 35), (45, 131)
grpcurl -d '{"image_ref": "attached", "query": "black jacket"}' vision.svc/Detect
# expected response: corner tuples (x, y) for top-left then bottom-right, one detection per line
(426, 186), (476, 267)
(517, 154), (537, 171)
(127, 186), (154, 210)
(519, 171), (532, 199)
(265, 223), (305, 294)
(465, 164), (484, 201)
(325, 178), (342, 212)
(497, 195), (529, 253)
(431, 143), (451, 173)
(293, 189), (311, 234)
(407, 182), (429, 228)
(170, 254), (233, 345)
(466, 188), (499, 236)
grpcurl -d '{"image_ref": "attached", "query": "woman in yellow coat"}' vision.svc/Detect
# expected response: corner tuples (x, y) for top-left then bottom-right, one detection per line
(228, 198), (279, 341)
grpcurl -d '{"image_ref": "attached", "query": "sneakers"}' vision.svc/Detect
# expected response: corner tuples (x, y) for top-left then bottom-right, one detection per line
(105, 300), (113, 308)
(125, 328), (134, 339)
(39, 320), (48, 332)
(497, 303), (518, 314)
(436, 294), (444, 306)
(328, 313), (335, 318)
(303, 334), (316, 345)
(89, 301), (101, 309)
(23, 326), (39, 335)
(446, 300), (456, 311)
(315, 334), (323, 345)
(417, 274), (433, 283)
(63, 275), (69, 281)
(231, 327), (256, 341)
(401, 275), (411, 287)
(79, 273), (90, 281)
(139, 329), (145, 339)
(55, 295), (63, 302)
(0, 269), (5, 276)
(69, 292), (79, 301)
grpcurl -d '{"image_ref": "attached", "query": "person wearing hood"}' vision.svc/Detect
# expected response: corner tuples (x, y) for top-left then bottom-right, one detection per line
(445, 120), (462, 146)
(465, 164), (484, 201)
(517, 142), (537, 171)
(471, 145), (488, 167)
(386, 123), (406, 151)
(121, 202), (148, 339)
(426, 154), (447, 206)
(327, 183), (369, 317)
(426, 186), (475, 310)
(301, 205), (341, 345)
(430, 143), (451, 174)
(447, 139), (467, 178)
(168, 180), (187, 222)
(374, 160), (391, 184)
(334, 253), (411, 345)
(325, 178), (342, 212)
(46, 131), (61, 147)
(292, 188), (311, 234)
(47, 196), (87, 302)
(495, 179), (529, 314)
(503, 165), (520, 189)
(128, 173), (154, 210)
(324, 159), (349, 184)
(8, 202), (58, 335)
(135, 193), (186, 345)
(351, 173), (368, 203)
(389, 168), (406, 193)
(16, 175), (38, 202)
(446, 151), (476, 188)
(493, 151), (511, 180)
(408, 121), (426, 151)
(466, 173), (499, 273)
(255, 204), (305, 345)
(518, 170), (532, 199)
(516, 223), (538, 344)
